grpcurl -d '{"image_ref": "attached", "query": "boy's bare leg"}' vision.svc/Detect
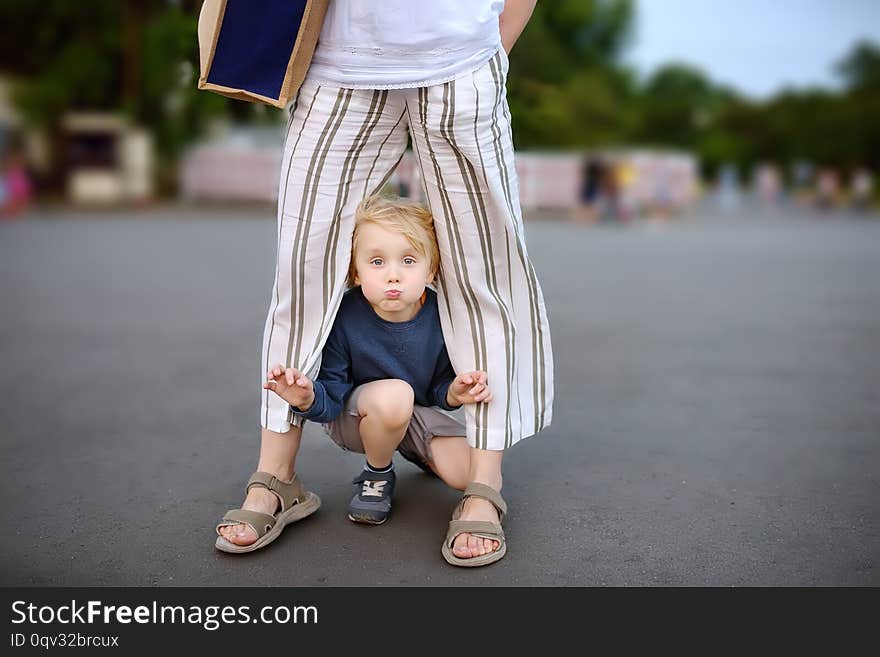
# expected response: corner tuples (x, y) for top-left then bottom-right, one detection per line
(217, 426), (301, 546)
(429, 437), (503, 559)
(357, 379), (414, 466)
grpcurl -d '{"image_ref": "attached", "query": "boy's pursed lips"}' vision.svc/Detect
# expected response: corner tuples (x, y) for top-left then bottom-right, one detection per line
(384, 289), (402, 299)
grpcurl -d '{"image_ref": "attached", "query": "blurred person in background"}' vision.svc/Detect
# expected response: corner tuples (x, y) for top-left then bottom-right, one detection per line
(0, 148), (7, 213)
(815, 167), (841, 213)
(575, 155), (604, 224)
(715, 163), (741, 214)
(598, 159), (622, 223)
(0, 138), (32, 219)
(647, 159), (673, 221)
(614, 159), (636, 223)
(791, 160), (815, 209)
(755, 162), (783, 207)
(850, 167), (874, 213)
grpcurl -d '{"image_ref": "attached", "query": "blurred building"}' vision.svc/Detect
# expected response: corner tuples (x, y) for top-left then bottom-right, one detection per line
(180, 125), (283, 203)
(61, 113), (154, 205)
(180, 128), (700, 217)
(0, 78), (155, 208)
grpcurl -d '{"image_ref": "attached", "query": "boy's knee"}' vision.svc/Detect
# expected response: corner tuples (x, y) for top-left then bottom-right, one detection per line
(359, 379), (414, 426)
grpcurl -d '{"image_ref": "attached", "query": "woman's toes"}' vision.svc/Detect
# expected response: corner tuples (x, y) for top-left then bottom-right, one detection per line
(218, 523), (256, 546)
(229, 527), (256, 546)
(451, 534), (501, 558)
(453, 535), (472, 557)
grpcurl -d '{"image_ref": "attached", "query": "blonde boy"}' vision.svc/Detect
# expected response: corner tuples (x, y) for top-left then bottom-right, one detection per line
(218, 196), (496, 543)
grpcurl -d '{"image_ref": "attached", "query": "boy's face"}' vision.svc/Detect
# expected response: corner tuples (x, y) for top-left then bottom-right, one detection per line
(353, 222), (434, 322)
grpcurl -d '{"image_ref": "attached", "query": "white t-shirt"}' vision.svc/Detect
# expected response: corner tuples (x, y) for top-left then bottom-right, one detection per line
(307, 0), (505, 89)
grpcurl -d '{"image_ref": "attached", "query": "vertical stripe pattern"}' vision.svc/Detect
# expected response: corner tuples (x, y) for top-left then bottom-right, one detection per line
(261, 80), (409, 430)
(261, 53), (554, 448)
(406, 50), (554, 448)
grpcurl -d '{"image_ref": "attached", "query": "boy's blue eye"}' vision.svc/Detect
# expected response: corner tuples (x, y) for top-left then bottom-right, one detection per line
(370, 258), (383, 266)
(403, 257), (416, 265)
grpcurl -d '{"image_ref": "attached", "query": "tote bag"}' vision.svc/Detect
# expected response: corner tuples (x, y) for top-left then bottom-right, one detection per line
(197, 0), (329, 108)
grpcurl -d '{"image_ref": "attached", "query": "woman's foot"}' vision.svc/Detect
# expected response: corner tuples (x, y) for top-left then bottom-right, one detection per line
(217, 485), (280, 546)
(451, 495), (501, 559)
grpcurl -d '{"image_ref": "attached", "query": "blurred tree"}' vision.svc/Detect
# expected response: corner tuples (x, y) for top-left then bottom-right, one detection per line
(634, 64), (727, 147)
(0, 0), (877, 189)
(507, 0), (636, 148)
(697, 40), (880, 177)
(0, 0), (255, 192)
(0, 0), (124, 125)
(835, 40), (880, 172)
(836, 40), (880, 93)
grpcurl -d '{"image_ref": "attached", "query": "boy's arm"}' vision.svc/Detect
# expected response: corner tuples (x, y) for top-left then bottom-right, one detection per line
(430, 344), (462, 411)
(291, 325), (352, 423)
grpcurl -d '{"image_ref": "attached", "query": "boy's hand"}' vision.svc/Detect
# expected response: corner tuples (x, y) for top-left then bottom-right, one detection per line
(263, 364), (315, 411)
(447, 370), (493, 406)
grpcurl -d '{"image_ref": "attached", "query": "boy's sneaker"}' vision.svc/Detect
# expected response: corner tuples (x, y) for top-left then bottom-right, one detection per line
(348, 468), (396, 525)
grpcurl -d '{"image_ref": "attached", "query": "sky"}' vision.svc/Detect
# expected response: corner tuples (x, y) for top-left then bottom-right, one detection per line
(625, 0), (880, 98)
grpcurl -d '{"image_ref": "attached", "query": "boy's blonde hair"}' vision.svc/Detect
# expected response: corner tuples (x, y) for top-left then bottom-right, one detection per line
(347, 195), (440, 287)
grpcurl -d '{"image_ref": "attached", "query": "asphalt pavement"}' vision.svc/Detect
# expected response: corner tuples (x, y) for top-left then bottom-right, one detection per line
(1, 201), (877, 586)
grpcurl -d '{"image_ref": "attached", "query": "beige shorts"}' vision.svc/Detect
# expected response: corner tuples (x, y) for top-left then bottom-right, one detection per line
(324, 384), (466, 469)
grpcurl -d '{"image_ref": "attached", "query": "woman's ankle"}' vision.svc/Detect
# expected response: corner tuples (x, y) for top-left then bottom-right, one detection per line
(471, 475), (503, 491)
(254, 463), (297, 483)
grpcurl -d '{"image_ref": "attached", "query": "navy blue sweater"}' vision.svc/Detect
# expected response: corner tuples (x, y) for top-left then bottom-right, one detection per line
(292, 287), (460, 424)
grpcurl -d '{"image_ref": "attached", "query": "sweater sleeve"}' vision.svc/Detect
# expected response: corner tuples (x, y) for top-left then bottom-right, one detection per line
(430, 343), (461, 411)
(291, 323), (353, 423)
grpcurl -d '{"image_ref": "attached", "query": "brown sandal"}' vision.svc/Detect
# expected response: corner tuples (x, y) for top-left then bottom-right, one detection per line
(441, 482), (507, 567)
(215, 472), (320, 554)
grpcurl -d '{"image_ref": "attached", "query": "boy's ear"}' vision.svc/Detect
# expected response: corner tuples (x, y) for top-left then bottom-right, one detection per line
(426, 270), (435, 285)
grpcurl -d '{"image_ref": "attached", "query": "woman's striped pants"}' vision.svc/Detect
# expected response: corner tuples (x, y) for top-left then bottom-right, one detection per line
(261, 49), (554, 450)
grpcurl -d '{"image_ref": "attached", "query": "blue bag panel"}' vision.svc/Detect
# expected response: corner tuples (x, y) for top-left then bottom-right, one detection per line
(208, 0), (308, 99)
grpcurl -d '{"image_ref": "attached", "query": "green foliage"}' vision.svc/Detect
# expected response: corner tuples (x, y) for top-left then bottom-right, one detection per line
(139, 9), (229, 155)
(1, 0), (878, 179)
(509, 68), (635, 149)
(0, 0), (275, 192)
(836, 40), (880, 93)
(633, 64), (719, 148)
(507, 0), (635, 147)
(2, 0), (123, 125)
(504, 0), (880, 174)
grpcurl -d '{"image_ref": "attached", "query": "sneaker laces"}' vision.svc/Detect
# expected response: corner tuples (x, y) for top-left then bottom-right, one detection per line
(360, 480), (388, 497)
(352, 471), (392, 498)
